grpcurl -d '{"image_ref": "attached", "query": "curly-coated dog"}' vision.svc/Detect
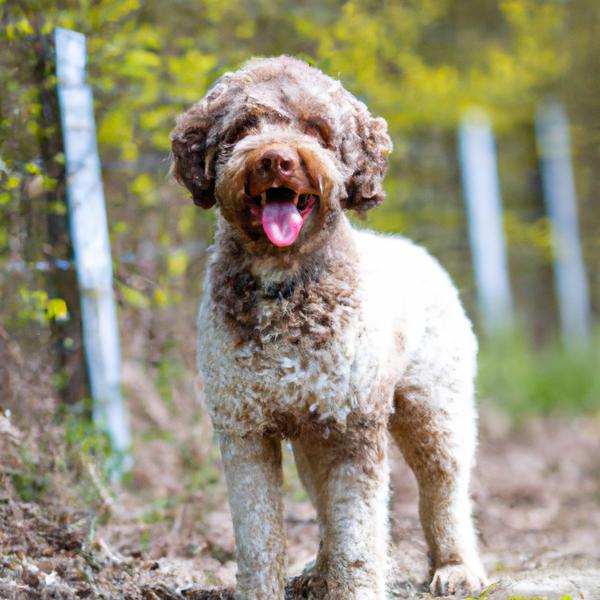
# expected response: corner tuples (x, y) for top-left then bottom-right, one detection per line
(171, 56), (487, 599)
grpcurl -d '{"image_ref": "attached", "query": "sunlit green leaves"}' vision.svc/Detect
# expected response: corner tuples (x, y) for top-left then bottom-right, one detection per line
(129, 173), (158, 206)
(309, 0), (567, 130)
(46, 297), (68, 321)
(5, 16), (34, 41)
(166, 51), (217, 105)
(17, 289), (69, 324)
(98, 107), (135, 150)
(167, 249), (189, 279)
(479, 329), (600, 417)
(118, 282), (151, 309)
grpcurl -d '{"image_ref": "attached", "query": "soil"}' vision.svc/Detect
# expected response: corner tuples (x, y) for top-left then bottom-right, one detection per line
(1, 409), (599, 600)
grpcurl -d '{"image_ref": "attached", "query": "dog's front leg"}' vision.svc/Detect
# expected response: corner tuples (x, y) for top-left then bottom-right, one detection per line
(220, 433), (286, 600)
(296, 426), (390, 600)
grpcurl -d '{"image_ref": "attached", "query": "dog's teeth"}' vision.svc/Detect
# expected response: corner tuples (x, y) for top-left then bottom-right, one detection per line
(317, 175), (323, 195)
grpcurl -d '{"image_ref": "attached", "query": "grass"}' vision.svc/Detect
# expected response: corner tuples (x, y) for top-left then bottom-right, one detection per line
(478, 328), (600, 418)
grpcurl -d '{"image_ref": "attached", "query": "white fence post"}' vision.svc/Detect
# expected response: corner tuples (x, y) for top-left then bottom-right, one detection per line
(535, 102), (592, 345)
(458, 108), (513, 334)
(55, 27), (131, 473)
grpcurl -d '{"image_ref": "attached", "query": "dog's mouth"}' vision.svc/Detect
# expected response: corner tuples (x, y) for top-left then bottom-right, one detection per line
(245, 186), (319, 247)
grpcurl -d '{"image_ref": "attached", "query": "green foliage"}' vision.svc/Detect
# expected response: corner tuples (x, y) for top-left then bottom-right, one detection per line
(464, 584), (573, 600)
(465, 580), (497, 600)
(479, 329), (600, 417)
(5, 396), (121, 505)
(507, 596), (571, 600)
(16, 288), (68, 324)
(118, 281), (151, 310)
(10, 446), (49, 502)
(308, 0), (566, 130)
(61, 400), (128, 491)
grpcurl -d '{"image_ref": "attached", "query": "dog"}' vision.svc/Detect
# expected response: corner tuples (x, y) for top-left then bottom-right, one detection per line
(170, 56), (487, 599)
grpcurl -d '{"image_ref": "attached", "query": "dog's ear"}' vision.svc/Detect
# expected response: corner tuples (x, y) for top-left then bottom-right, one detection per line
(341, 99), (393, 212)
(170, 82), (228, 208)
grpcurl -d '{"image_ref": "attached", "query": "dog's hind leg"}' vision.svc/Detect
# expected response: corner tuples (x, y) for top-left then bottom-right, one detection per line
(389, 375), (487, 596)
(220, 433), (286, 600)
(291, 426), (390, 600)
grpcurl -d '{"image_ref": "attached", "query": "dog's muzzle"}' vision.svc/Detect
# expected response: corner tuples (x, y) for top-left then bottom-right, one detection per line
(244, 146), (321, 247)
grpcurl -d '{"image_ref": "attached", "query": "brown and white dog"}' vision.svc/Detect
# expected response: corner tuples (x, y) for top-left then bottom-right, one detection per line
(171, 56), (487, 599)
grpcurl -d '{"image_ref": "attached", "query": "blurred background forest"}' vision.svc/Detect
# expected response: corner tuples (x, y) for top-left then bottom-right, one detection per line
(0, 1), (599, 597)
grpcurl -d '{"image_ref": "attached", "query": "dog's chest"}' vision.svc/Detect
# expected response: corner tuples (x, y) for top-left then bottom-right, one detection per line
(199, 272), (392, 436)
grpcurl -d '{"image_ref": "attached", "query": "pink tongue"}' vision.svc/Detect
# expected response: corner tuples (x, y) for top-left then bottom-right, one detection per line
(261, 201), (303, 247)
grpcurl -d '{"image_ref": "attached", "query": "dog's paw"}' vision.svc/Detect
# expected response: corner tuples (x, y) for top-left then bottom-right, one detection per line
(429, 563), (488, 596)
(286, 565), (327, 600)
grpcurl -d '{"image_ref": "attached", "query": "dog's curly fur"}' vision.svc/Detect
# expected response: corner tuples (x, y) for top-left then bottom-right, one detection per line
(171, 56), (487, 599)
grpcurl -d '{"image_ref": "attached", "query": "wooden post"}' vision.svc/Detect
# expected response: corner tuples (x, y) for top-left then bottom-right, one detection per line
(55, 28), (131, 471)
(458, 108), (513, 334)
(535, 102), (592, 345)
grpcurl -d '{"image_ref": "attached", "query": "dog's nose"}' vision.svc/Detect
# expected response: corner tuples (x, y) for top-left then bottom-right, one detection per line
(258, 148), (299, 178)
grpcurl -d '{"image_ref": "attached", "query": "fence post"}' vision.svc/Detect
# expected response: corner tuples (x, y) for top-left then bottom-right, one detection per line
(54, 28), (131, 473)
(535, 102), (592, 345)
(458, 108), (513, 335)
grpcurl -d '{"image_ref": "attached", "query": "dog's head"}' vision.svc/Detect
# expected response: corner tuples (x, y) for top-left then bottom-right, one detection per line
(170, 56), (392, 253)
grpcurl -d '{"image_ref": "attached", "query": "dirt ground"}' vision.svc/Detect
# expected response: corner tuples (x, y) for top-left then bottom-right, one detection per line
(1, 408), (599, 600)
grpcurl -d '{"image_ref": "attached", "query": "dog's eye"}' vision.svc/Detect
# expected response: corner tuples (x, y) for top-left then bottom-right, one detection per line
(304, 121), (329, 146)
(226, 115), (259, 144)
(226, 127), (251, 144)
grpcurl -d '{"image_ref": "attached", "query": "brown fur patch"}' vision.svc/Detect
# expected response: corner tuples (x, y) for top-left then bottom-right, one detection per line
(390, 387), (460, 481)
(209, 223), (359, 350)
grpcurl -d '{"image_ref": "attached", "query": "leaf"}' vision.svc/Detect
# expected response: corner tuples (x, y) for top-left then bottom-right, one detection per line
(167, 249), (189, 278)
(119, 283), (150, 309)
(46, 298), (69, 322)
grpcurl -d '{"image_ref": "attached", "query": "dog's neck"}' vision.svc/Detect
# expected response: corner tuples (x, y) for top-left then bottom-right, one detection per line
(209, 213), (359, 347)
